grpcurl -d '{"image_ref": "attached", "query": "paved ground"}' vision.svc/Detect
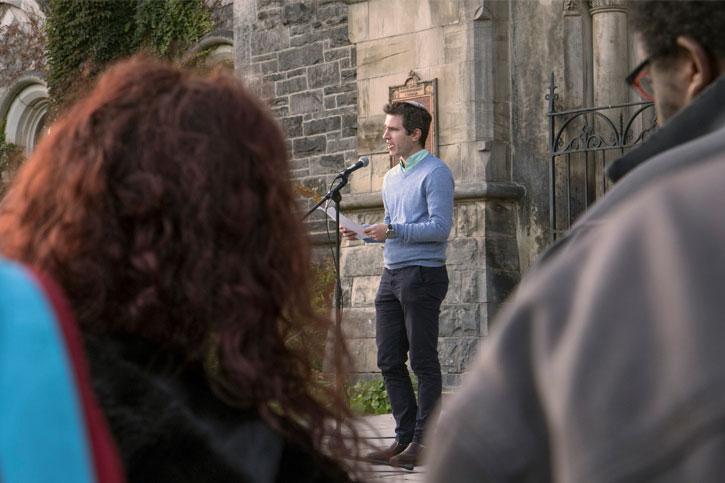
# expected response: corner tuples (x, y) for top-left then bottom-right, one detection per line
(356, 413), (425, 482)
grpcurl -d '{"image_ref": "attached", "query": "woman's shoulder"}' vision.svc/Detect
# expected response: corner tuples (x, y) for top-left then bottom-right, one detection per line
(85, 334), (354, 482)
(84, 335), (279, 481)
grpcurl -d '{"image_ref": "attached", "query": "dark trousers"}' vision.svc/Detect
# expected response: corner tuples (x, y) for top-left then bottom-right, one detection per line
(375, 265), (448, 444)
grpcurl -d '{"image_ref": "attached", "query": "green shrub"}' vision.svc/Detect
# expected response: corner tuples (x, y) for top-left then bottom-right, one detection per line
(347, 378), (392, 415)
(0, 122), (25, 197)
(46, 0), (213, 113)
(135, 0), (213, 58)
(282, 259), (335, 373)
(46, 0), (137, 111)
(309, 258), (335, 317)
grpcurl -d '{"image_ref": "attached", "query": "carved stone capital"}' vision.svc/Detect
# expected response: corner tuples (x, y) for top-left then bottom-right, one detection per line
(473, 1), (492, 21)
(589, 0), (628, 15)
(563, 0), (581, 16)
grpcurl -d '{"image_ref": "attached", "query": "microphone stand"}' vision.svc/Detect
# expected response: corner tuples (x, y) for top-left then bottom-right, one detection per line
(303, 173), (349, 433)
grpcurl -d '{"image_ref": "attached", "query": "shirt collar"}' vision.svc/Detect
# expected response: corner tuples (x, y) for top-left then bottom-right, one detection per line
(400, 149), (429, 172)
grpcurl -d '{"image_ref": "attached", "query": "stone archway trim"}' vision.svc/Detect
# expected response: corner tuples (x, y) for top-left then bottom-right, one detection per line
(1, 76), (49, 155)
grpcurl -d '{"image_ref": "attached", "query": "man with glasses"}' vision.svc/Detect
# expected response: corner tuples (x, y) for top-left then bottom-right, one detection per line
(425, 2), (725, 482)
(607, 2), (725, 183)
(341, 100), (454, 470)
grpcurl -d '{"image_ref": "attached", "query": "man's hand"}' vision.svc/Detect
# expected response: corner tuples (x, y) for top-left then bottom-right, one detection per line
(340, 226), (359, 241)
(364, 223), (387, 242)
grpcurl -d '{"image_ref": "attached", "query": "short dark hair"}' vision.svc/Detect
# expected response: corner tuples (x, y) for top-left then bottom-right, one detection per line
(383, 101), (432, 147)
(630, 1), (725, 60)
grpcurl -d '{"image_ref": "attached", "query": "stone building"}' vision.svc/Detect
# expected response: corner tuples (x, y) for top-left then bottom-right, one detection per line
(0, 0), (234, 163)
(234, 0), (650, 388)
(0, 0), (48, 158)
(1, 0), (648, 388)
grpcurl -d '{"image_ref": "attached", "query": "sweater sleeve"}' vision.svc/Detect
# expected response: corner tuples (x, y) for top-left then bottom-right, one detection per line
(397, 166), (454, 243)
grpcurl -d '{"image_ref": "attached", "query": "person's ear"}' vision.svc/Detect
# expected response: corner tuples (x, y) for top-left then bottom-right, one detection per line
(676, 35), (716, 102)
(410, 128), (422, 142)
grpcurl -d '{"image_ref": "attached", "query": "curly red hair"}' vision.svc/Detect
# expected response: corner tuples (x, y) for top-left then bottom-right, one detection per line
(0, 56), (358, 464)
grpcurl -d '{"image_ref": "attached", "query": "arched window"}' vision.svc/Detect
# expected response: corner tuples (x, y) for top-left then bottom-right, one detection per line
(1, 0), (48, 156)
(183, 31), (234, 72)
(2, 77), (49, 155)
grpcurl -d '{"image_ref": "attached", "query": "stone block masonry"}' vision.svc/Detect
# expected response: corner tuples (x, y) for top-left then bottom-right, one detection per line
(340, 198), (521, 387)
(234, 0), (527, 390)
(235, 1), (358, 238)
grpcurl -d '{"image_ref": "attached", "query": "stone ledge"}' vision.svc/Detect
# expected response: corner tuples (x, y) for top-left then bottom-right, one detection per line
(340, 181), (526, 210)
(308, 231), (337, 246)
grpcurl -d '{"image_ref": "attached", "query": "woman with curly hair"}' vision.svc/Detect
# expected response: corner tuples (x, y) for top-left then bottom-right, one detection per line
(0, 56), (359, 482)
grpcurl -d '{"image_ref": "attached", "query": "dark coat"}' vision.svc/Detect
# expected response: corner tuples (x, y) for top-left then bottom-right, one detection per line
(84, 335), (352, 483)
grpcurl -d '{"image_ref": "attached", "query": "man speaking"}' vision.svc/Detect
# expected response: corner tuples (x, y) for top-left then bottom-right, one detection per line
(342, 100), (454, 470)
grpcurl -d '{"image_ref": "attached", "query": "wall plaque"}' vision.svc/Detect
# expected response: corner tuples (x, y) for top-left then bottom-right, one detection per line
(389, 71), (438, 165)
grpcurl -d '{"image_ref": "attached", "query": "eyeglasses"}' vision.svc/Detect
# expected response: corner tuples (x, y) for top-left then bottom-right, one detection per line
(625, 57), (654, 102)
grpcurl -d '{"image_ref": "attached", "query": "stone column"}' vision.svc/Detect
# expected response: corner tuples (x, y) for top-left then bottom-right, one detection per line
(590, 0), (629, 106)
(590, 0), (629, 196)
(558, 1), (594, 225)
(563, 0), (592, 108)
(233, 0), (257, 83)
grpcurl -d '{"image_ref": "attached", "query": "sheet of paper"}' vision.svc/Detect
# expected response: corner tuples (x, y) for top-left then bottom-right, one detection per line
(319, 206), (368, 239)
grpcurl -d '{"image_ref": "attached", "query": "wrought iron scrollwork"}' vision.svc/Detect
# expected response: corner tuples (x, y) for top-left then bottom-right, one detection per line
(549, 99), (656, 155)
(546, 73), (657, 242)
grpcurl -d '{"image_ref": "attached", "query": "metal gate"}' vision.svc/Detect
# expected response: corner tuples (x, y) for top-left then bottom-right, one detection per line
(546, 73), (656, 242)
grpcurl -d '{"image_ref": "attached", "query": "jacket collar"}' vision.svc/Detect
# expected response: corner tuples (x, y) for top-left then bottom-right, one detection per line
(607, 75), (725, 183)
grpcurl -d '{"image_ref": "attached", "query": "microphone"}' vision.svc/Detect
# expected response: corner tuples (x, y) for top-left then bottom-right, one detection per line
(337, 156), (369, 177)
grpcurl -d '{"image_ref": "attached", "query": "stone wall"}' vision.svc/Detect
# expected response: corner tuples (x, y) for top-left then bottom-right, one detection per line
(232, 0), (640, 389)
(206, 0), (234, 31)
(234, 0), (358, 237)
(509, 0), (636, 271)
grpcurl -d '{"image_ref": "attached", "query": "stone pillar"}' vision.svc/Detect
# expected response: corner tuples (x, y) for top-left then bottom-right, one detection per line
(232, 0), (256, 82)
(590, 0), (629, 196)
(590, 0), (629, 106)
(559, 1), (593, 226)
(563, 0), (592, 108)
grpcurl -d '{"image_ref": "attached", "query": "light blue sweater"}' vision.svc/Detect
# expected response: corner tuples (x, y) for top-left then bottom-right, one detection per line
(382, 153), (454, 269)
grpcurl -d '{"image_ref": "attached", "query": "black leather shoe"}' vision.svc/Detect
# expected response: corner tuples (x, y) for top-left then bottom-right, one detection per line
(389, 442), (424, 470)
(363, 440), (409, 465)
